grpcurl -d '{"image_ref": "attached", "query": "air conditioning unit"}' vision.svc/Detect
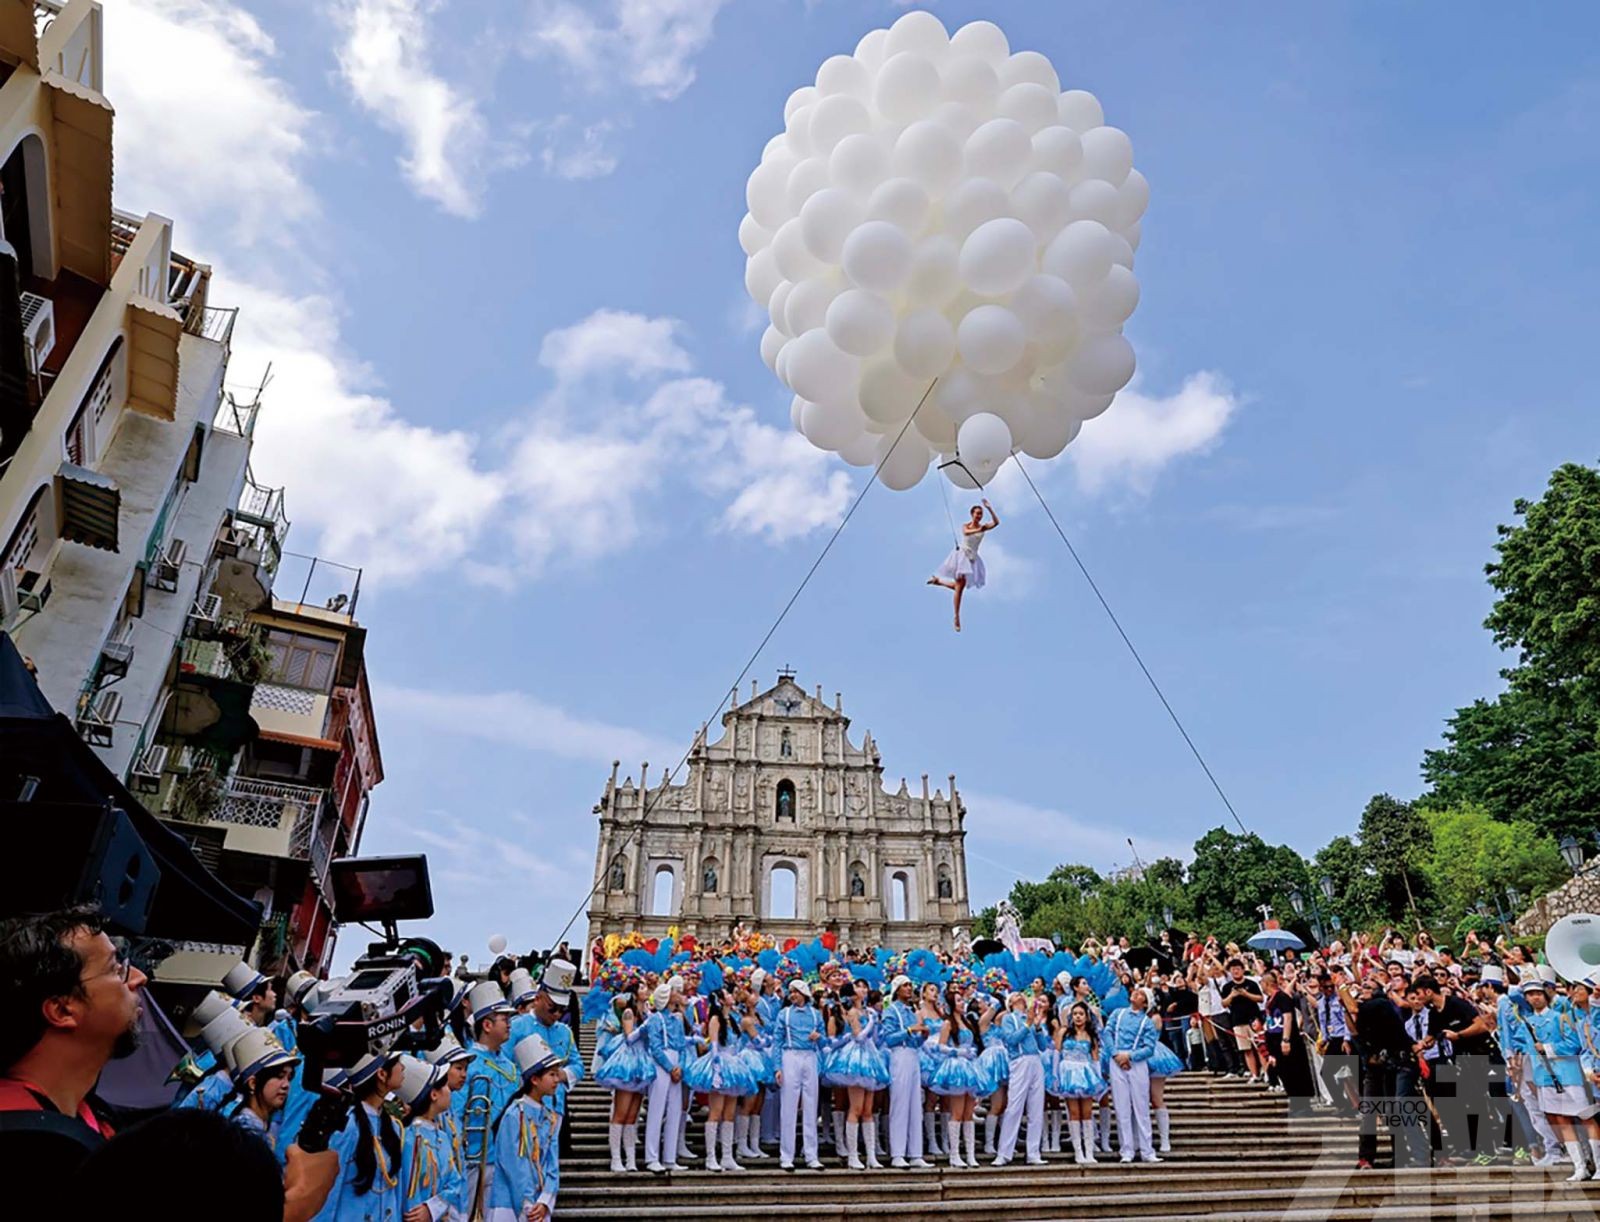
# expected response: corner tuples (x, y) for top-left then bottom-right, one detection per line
(18, 291), (55, 377)
(97, 627), (135, 682)
(186, 592), (221, 635)
(170, 744), (195, 774)
(213, 522), (245, 558)
(151, 537), (187, 592)
(130, 743), (169, 792)
(77, 688), (121, 746)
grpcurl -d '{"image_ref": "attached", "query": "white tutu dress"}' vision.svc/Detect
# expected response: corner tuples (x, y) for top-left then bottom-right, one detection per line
(937, 528), (987, 590)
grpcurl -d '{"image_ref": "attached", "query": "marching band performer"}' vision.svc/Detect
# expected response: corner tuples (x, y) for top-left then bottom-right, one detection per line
(684, 987), (759, 1170)
(1105, 987), (1161, 1164)
(395, 1054), (460, 1222)
(916, 982), (947, 1156)
(179, 995), (253, 1113)
(754, 970), (784, 1150)
(312, 1051), (405, 1222)
(775, 977), (825, 1171)
(1515, 971), (1596, 1182)
(489, 1034), (566, 1222)
(644, 979), (691, 1173)
(593, 975), (653, 1172)
(733, 978), (777, 1161)
(1048, 1001), (1107, 1164)
(926, 983), (987, 1167)
(424, 1036), (477, 1218)
(827, 978), (889, 1170)
(227, 1027), (300, 1160)
(1147, 1010), (1185, 1153)
(881, 975), (932, 1168)
(509, 960), (584, 1155)
(460, 980), (519, 1213)
(992, 990), (1049, 1167)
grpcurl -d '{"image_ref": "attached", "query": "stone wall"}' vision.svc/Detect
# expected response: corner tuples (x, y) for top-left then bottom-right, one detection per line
(1514, 862), (1600, 936)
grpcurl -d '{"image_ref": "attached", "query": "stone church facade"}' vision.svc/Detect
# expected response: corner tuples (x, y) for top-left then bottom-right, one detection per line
(587, 672), (971, 950)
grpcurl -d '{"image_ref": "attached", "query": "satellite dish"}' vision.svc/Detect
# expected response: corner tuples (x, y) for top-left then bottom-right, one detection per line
(1545, 913), (1600, 983)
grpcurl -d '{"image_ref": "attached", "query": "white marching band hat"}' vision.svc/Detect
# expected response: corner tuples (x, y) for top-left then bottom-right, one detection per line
(393, 1055), (443, 1108)
(199, 1008), (253, 1059)
(508, 967), (539, 1007)
(467, 979), (513, 1020)
(1480, 964), (1505, 985)
(513, 1033), (567, 1079)
(227, 1027), (299, 1082)
(284, 970), (320, 1010)
(425, 1031), (476, 1067)
(342, 1050), (403, 1091)
(222, 961), (268, 1001)
(541, 959), (578, 1005)
(191, 990), (236, 1032)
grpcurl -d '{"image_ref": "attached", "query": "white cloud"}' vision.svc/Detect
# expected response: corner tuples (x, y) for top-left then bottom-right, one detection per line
(528, 0), (731, 101)
(1068, 372), (1238, 496)
(538, 309), (692, 383)
(965, 790), (1189, 872)
(375, 683), (679, 763)
(971, 539), (1039, 603)
(537, 116), (620, 180)
(334, 0), (495, 217)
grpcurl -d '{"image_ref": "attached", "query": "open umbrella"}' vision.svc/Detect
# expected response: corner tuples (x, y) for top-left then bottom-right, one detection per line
(1247, 929), (1305, 953)
(1121, 946), (1173, 973)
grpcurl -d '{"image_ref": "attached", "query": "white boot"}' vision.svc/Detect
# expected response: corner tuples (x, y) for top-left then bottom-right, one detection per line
(1566, 1140), (1590, 1184)
(947, 1119), (965, 1167)
(1048, 1110), (1060, 1153)
(705, 1122), (722, 1171)
(626, 1121), (639, 1171)
(833, 1110), (846, 1153)
(1067, 1119), (1082, 1164)
(846, 1119), (864, 1170)
(1084, 1119), (1099, 1163)
(1590, 1139), (1600, 1178)
(864, 1118), (884, 1168)
(984, 1111), (998, 1155)
(1156, 1107), (1171, 1154)
(963, 1120), (977, 1168)
(924, 1112), (940, 1154)
(609, 1123), (625, 1172)
(1098, 1107), (1113, 1153)
(721, 1122), (743, 1172)
(678, 1113), (694, 1160)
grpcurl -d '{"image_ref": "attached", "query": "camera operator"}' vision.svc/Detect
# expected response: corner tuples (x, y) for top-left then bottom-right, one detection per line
(459, 980), (518, 1213)
(1351, 972), (1411, 1170)
(0, 905), (146, 1212)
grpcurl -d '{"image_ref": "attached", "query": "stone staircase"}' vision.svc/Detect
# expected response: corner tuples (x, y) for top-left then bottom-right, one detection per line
(558, 1004), (1600, 1219)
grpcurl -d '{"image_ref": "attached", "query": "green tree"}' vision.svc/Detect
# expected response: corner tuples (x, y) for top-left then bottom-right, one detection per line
(1358, 794), (1431, 927)
(1185, 827), (1309, 945)
(1312, 835), (1386, 930)
(1417, 804), (1567, 928)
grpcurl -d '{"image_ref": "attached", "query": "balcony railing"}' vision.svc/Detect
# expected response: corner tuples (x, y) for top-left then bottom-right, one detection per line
(237, 472), (289, 540)
(216, 777), (330, 862)
(110, 209), (139, 260)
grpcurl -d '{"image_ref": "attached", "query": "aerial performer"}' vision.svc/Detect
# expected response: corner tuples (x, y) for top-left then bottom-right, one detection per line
(928, 498), (997, 631)
(740, 8), (1148, 620)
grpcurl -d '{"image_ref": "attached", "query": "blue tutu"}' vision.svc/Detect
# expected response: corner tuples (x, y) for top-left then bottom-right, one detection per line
(975, 1041), (1010, 1095)
(683, 1047), (758, 1097)
(594, 1031), (656, 1091)
(824, 1035), (890, 1089)
(1149, 1039), (1184, 1078)
(927, 1046), (985, 1097)
(1047, 1040), (1107, 1099)
(917, 1018), (945, 1085)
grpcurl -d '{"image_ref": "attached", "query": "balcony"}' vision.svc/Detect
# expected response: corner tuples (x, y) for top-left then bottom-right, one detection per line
(165, 636), (263, 749)
(34, 1), (102, 93)
(208, 777), (331, 861)
(211, 475), (288, 614)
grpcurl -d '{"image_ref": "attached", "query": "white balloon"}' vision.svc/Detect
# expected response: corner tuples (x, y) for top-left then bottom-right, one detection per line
(957, 411), (1013, 470)
(826, 288), (896, 356)
(790, 394), (806, 430)
(801, 396), (864, 450)
(761, 324), (786, 371)
(1031, 126), (1084, 181)
(785, 157), (832, 215)
(957, 304), (1027, 375)
(747, 161), (791, 229)
(1010, 170), (1073, 241)
(997, 82), (1058, 133)
(1021, 405), (1082, 459)
(768, 280), (794, 331)
(772, 217), (825, 281)
(875, 431), (931, 490)
(913, 399), (959, 451)
(964, 118), (1033, 186)
(842, 220), (913, 292)
(809, 93), (872, 154)
(1116, 168), (1150, 228)
(1079, 125), (1134, 187)
(488, 934), (509, 955)
(1013, 273), (1079, 346)
(776, 339), (794, 387)
(816, 53), (870, 98)
(941, 55), (1000, 112)
(949, 20), (1010, 65)
(894, 308), (957, 378)
(943, 457), (984, 489)
(859, 358), (923, 425)
(786, 328), (860, 404)
(829, 132), (889, 196)
(1106, 231), (1135, 270)
(762, 134), (789, 162)
(1069, 331), (1135, 395)
(959, 217), (1037, 296)
(998, 50), (1060, 93)
(854, 27), (889, 70)
(784, 276), (839, 336)
(1081, 263), (1140, 329)
(1041, 219), (1117, 289)
(799, 188), (864, 262)
(942, 176), (1011, 240)
(904, 234), (961, 305)
(785, 103), (815, 158)
(1057, 89), (1104, 132)
(838, 430), (880, 466)
(739, 213), (772, 257)
(892, 120), (963, 192)
(1124, 218), (1142, 251)
(931, 101), (982, 142)
(1068, 178), (1122, 227)
(876, 52), (942, 123)
(864, 177), (931, 233)
(745, 247), (783, 306)
(785, 86), (818, 123)
(935, 368), (994, 423)
(884, 9), (951, 59)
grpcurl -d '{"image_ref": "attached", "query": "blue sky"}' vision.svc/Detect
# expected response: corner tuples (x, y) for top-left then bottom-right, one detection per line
(101, 2), (1600, 968)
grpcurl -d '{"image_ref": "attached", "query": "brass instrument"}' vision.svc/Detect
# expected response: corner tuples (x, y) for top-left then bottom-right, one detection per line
(462, 1067), (495, 1219)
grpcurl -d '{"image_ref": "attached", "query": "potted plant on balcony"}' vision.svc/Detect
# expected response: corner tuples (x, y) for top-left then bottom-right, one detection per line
(224, 629), (274, 686)
(171, 767), (225, 823)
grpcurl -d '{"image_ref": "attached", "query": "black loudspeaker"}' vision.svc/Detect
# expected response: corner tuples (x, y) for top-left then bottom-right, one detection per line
(1, 802), (160, 934)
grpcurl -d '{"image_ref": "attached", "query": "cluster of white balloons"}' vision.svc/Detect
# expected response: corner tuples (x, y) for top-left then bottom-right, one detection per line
(743, 10), (1146, 490)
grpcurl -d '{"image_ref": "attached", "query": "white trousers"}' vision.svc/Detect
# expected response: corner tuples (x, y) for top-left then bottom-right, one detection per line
(645, 1059), (683, 1165)
(780, 1050), (819, 1165)
(464, 1165), (494, 1219)
(1110, 1058), (1154, 1159)
(888, 1047), (924, 1161)
(997, 1055), (1044, 1161)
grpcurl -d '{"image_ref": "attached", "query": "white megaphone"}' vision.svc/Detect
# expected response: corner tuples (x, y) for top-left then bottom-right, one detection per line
(1545, 913), (1600, 984)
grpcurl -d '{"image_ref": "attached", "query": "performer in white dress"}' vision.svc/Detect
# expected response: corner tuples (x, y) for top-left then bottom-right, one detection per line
(929, 499), (999, 632)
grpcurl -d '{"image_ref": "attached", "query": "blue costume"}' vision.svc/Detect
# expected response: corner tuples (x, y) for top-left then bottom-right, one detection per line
(488, 1096), (560, 1222)
(927, 1023), (984, 1097)
(975, 1012), (1009, 1095)
(311, 1102), (403, 1222)
(823, 1010), (890, 1089)
(231, 1106), (283, 1160)
(401, 1120), (458, 1220)
(510, 1012), (584, 1117)
(1523, 1007), (1587, 1090)
(918, 1015), (946, 1085)
(594, 1017), (656, 1090)
(274, 1057), (319, 1157)
(1148, 1029), (1185, 1078)
(880, 1000), (926, 1050)
(1047, 1036), (1108, 1099)
(176, 1053), (235, 1113)
(684, 1028), (760, 1096)
(458, 1040), (519, 1175)
(1105, 1008), (1158, 1063)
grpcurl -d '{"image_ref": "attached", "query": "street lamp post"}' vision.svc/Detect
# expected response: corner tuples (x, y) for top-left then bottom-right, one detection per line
(1560, 835), (1585, 874)
(1288, 883), (1329, 948)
